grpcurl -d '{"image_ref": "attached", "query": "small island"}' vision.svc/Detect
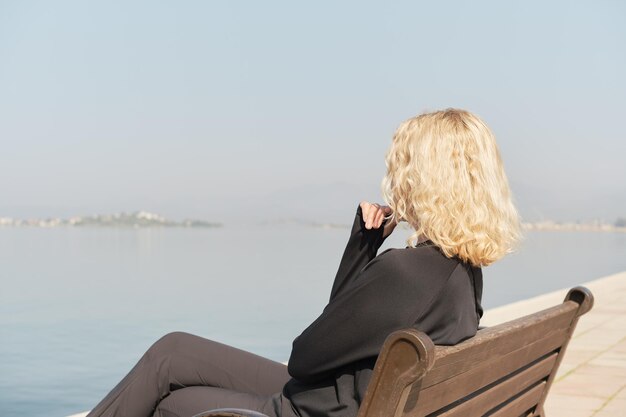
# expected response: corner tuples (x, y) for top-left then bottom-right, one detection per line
(0, 211), (222, 228)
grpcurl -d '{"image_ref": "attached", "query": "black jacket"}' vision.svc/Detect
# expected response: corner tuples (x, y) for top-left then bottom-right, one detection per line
(283, 204), (483, 417)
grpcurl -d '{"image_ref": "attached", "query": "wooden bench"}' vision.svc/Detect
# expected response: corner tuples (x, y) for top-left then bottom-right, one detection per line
(197, 286), (594, 417)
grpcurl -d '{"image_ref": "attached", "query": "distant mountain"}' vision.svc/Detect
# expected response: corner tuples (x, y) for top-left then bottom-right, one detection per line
(225, 180), (625, 225)
(509, 181), (626, 223)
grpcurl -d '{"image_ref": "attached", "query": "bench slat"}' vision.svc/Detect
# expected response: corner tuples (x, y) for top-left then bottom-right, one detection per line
(487, 381), (546, 417)
(410, 328), (566, 415)
(432, 352), (557, 417)
(422, 301), (577, 387)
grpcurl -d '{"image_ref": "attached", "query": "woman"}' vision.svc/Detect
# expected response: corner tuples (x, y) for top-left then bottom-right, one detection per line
(87, 108), (521, 417)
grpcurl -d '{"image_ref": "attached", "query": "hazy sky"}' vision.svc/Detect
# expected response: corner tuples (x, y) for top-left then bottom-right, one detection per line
(1, 0), (624, 223)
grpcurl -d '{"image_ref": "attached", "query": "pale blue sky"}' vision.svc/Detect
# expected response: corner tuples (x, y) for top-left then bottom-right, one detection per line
(0, 0), (624, 223)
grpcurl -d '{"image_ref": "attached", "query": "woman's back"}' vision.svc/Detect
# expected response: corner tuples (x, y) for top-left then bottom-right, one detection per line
(283, 205), (484, 417)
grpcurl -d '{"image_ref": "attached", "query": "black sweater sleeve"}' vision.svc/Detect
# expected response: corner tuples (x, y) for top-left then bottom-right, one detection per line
(328, 204), (390, 302)
(288, 251), (432, 383)
(287, 205), (464, 384)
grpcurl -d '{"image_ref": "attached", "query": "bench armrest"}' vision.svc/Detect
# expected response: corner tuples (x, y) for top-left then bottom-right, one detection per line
(193, 408), (269, 417)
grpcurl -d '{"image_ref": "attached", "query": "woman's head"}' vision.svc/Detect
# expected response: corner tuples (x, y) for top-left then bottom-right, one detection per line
(381, 108), (521, 267)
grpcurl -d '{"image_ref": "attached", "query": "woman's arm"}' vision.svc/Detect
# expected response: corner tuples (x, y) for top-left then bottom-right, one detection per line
(288, 249), (461, 383)
(288, 249), (459, 383)
(328, 202), (394, 303)
(290, 253), (405, 383)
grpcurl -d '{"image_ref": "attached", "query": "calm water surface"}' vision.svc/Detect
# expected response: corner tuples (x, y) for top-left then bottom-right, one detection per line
(1, 225), (625, 416)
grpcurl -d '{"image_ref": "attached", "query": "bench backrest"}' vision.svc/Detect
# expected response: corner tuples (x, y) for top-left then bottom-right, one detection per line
(358, 286), (594, 417)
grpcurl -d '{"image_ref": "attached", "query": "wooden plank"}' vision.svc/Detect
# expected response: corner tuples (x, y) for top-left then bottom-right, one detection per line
(487, 381), (546, 417)
(433, 352), (557, 417)
(421, 303), (577, 387)
(424, 325), (567, 388)
(433, 302), (576, 363)
(407, 332), (564, 416)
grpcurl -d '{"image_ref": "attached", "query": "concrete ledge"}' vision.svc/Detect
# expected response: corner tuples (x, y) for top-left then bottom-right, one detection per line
(481, 270), (626, 327)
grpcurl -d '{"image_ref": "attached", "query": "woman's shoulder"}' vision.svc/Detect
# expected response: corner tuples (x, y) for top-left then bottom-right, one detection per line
(372, 244), (461, 280)
(379, 243), (460, 264)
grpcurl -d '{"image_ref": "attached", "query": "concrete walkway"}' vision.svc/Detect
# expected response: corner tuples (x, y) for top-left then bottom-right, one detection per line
(481, 271), (626, 417)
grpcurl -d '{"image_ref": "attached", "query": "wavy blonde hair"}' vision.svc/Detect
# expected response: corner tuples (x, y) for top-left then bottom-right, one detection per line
(381, 108), (521, 267)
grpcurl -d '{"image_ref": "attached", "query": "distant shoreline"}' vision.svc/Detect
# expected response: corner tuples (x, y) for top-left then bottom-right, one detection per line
(0, 210), (222, 228)
(1, 212), (625, 233)
(521, 222), (626, 233)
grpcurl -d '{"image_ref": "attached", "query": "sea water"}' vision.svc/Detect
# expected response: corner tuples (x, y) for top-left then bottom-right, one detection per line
(1, 225), (625, 417)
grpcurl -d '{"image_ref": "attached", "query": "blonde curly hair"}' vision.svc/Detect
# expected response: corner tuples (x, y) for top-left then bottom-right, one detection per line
(381, 108), (521, 267)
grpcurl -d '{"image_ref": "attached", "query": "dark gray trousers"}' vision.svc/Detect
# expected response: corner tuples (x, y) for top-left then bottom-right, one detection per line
(86, 332), (294, 417)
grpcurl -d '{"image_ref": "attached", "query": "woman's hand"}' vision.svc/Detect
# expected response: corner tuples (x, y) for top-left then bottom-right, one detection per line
(359, 201), (398, 238)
